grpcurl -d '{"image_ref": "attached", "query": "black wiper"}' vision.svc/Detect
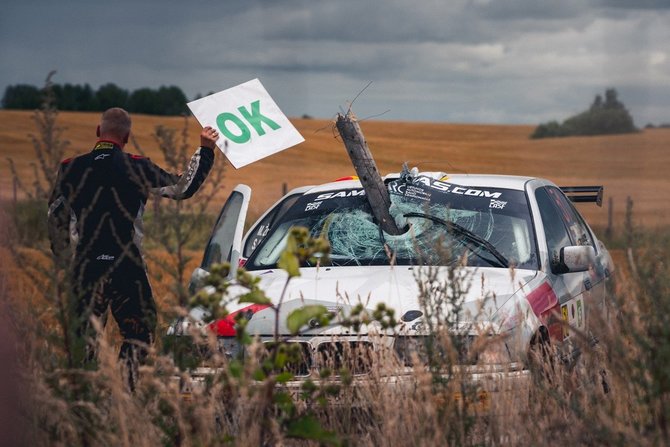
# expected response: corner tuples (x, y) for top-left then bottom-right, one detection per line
(403, 212), (509, 268)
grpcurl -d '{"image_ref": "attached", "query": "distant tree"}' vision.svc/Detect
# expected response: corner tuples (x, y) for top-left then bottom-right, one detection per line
(96, 83), (129, 110)
(155, 86), (188, 115)
(531, 88), (637, 139)
(2, 81), (189, 116)
(530, 120), (564, 139)
(604, 88), (624, 109)
(590, 94), (603, 111)
(2, 84), (42, 109)
(127, 88), (159, 115)
(127, 86), (188, 115)
(51, 83), (98, 111)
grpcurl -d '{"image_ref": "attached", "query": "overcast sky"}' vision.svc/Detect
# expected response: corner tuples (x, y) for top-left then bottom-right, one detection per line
(1, 0), (669, 125)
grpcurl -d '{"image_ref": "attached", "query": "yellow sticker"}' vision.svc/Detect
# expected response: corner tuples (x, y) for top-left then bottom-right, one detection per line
(561, 305), (569, 339)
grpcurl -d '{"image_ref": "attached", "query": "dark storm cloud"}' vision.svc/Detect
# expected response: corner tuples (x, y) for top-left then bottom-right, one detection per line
(602, 0), (670, 9)
(0, 0), (668, 125)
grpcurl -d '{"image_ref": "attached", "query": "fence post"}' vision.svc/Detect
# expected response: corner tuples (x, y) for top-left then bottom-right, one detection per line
(13, 177), (18, 209)
(624, 196), (638, 278)
(605, 196), (613, 240)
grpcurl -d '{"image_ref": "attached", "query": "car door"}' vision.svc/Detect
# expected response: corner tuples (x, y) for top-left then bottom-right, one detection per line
(189, 184), (251, 293)
(242, 186), (312, 261)
(534, 186), (594, 345)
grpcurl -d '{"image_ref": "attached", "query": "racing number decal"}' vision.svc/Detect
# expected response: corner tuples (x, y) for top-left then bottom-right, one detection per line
(560, 297), (585, 339)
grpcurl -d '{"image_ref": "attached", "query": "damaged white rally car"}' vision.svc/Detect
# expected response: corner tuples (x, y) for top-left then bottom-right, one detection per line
(172, 169), (614, 391)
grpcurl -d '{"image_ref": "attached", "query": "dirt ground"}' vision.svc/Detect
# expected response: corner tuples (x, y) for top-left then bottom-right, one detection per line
(1, 109), (669, 228)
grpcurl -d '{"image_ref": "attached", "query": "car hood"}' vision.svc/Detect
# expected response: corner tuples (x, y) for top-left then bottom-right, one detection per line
(232, 265), (538, 335)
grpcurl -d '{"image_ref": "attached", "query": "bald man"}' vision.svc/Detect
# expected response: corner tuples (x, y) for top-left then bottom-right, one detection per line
(48, 107), (218, 388)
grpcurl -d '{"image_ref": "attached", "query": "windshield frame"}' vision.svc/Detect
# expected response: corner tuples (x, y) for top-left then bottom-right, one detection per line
(244, 180), (539, 271)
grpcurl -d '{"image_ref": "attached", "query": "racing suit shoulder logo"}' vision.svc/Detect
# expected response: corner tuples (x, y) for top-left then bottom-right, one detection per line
(93, 141), (115, 150)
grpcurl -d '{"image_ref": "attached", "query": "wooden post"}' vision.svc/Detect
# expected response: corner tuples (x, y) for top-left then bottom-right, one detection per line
(625, 196), (634, 247)
(335, 112), (403, 235)
(13, 177), (18, 209)
(605, 196), (613, 240)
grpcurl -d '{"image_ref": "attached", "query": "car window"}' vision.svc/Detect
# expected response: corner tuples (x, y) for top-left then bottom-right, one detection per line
(243, 193), (302, 258)
(545, 187), (595, 248)
(245, 178), (538, 270)
(535, 186), (594, 273)
(201, 190), (245, 270)
(535, 188), (572, 272)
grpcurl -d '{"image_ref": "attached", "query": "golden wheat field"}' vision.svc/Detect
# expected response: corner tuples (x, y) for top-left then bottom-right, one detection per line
(2, 109), (670, 446)
(1, 109), (669, 228)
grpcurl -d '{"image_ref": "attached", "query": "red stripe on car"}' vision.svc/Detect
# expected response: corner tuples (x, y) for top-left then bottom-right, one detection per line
(525, 282), (562, 340)
(209, 304), (271, 337)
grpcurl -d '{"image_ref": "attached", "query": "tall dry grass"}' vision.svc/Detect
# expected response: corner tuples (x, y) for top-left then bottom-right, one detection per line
(3, 81), (669, 446)
(5, 224), (670, 446)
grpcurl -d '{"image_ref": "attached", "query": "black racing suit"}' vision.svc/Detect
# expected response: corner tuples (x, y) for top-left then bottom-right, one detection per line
(48, 140), (214, 381)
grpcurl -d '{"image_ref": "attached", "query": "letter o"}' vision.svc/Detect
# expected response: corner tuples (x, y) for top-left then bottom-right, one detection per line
(216, 112), (251, 144)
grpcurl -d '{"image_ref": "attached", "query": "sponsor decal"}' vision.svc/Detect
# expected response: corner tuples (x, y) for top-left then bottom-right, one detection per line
(249, 225), (270, 252)
(489, 199), (507, 209)
(94, 142), (115, 150)
(561, 304), (569, 339)
(577, 299), (584, 328)
(256, 224), (270, 236)
(305, 201), (322, 212)
(403, 184), (432, 202)
(389, 175), (504, 200)
(314, 189), (365, 201)
(388, 181), (407, 195)
(94, 153), (111, 161)
(96, 254), (115, 261)
(584, 277), (593, 291)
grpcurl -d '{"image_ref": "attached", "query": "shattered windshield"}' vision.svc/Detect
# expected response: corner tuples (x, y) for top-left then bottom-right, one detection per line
(245, 176), (538, 270)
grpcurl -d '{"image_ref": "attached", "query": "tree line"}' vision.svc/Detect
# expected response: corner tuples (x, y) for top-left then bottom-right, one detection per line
(531, 88), (637, 138)
(1, 82), (190, 116)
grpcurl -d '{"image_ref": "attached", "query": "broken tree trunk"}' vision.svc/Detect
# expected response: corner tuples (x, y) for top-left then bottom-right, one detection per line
(336, 111), (404, 235)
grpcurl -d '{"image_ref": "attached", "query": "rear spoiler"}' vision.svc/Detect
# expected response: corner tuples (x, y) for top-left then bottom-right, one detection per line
(560, 186), (604, 207)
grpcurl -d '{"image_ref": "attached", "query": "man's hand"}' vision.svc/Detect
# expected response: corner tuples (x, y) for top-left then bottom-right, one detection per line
(200, 126), (219, 149)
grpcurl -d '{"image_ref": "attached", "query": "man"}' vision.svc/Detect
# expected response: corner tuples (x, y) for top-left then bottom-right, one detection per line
(48, 107), (218, 387)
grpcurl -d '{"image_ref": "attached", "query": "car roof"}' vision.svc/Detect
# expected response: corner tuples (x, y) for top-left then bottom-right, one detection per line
(305, 171), (536, 194)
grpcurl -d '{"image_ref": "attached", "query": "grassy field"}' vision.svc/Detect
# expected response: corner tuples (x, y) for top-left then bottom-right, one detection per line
(1, 110), (669, 228)
(2, 109), (670, 445)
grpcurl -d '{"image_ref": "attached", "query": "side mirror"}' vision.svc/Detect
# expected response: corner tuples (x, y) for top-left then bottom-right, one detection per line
(188, 267), (211, 295)
(559, 246), (596, 273)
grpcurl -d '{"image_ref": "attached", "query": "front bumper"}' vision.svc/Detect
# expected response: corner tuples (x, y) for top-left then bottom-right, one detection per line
(173, 362), (531, 411)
